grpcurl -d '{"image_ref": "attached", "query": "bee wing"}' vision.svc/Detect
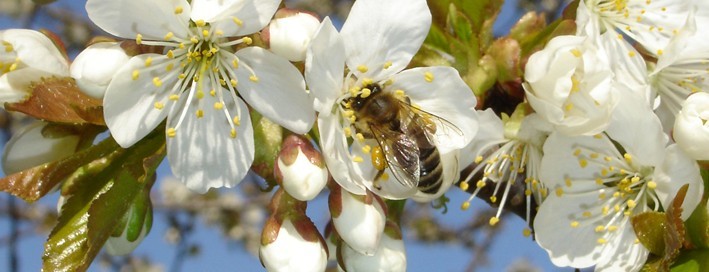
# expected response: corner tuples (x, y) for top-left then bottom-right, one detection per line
(369, 124), (420, 189)
(399, 100), (465, 150)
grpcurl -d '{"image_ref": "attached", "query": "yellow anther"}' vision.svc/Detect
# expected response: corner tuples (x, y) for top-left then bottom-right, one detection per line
(166, 63), (174, 71)
(233, 116), (241, 126)
(357, 65), (369, 73)
(647, 181), (657, 189)
(154, 102), (164, 110)
(353, 156), (364, 163)
(476, 180), (486, 188)
(144, 57), (154, 67)
(555, 187), (564, 196)
(602, 206), (609, 215)
(164, 32), (174, 40)
(202, 30), (210, 37)
(136, 34), (143, 44)
(230, 79), (238, 86)
(190, 36), (199, 44)
(573, 149), (582, 156)
(596, 178), (603, 185)
(167, 128), (177, 138)
(459, 182), (470, 191)
(3, 43), (13, 52)
(424, 71), (434, 82)
(242, 37), (253, 45)
(196, 91), (205, 99)
(214, 102), (224, 110)
(209, 89), (216, 97)
(132, 70), (140, 80)
(608, 226), (619, 232)
(657, 49), (664, 56)
(174, 6), (184, 14)
(178, 73), (186, 79)
(215, 30), (224, 36)
(361, 145), (372, 154)
(570, 48), (582, 57)
(395, 89), (405, 97)
(474, 156), (483, 164)
(579, 159), (588, 168)
(595, 226), (605, 233)
(489, 217), (500, 226)
(230, 128), (237, 138)
(522, 228), (532, 237)
(628, 51), (636, 57)
(249, 75), (259, 82)
(565, 178), (572, 187)
(383, 61), (393, 69)
(343, 127), (352, 137)
(355, 133), (365, 142)
(582, 211), (592, 217)
(152, 77), (163, 87)
(623, 153), (632, 163)
(627, 199), (637, 209)
(360, 88), (372, 98)
(490, 196), (497, 203)
(196, 109), (204, 118)
(232, 17), (244, 26)
(195, 20), (206, 27)
(570, 221), (580, 228)
(461, 202), (470, 210)
(597, 238), (607, 244)
(169, 94), (180, 101)
(361, 78), (374, 86)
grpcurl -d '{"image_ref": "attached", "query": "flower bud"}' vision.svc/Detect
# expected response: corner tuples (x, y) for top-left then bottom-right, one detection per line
(70, 41), (130, 99)
(263, 9), (320, 62)
(2, 121), (80, 174)
(274, 135), (328, 201)
(329, 186), (386, 256)
(0, 29), (69, 104)
(260, 189), (328, 272)
(340, 229), (406, 272)
(673, 92), (709, 160)
(105, 190), (153, 255)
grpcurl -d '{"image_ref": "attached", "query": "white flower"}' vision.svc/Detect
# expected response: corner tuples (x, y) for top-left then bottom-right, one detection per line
(459, 110), (550, 234)
(306, 0), (478, 199)
(523, 34), (619, 136)
(576, 0), (690, 56)
(265, 9), (320, 62)
(275, 135), (328, 201)
(259, 219), (328, 272)
(70, 41), (130, 99)
(86, 0), (316, 192)
(0, 29), (69, 104)
(534, 92), (703, 271)
(673, 92), (709, 160)
(2, 121), (80, 174)
(340, 232), (406, 272)
(330, 188), (386, 256)
(650, 12), (709, 129)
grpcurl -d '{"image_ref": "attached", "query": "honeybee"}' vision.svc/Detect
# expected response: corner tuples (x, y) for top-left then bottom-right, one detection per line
(345, 83), (462, 195)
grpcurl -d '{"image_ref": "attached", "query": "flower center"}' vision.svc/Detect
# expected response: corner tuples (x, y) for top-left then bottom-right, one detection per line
(0, 41), (20, 74)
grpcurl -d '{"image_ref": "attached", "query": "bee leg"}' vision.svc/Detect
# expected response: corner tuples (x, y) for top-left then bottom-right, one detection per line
(373, 170), (384, 190)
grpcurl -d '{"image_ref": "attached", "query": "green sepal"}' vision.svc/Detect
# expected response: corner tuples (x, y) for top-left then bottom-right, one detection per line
(670, 249), (709, 272)
(250, 110), (284, 190)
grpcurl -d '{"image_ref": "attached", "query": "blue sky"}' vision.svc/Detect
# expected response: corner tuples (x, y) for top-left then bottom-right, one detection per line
(0, 0), (569, 271)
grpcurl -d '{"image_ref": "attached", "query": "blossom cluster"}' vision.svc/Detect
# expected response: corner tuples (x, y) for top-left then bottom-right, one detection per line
(1, 0), (709, 271)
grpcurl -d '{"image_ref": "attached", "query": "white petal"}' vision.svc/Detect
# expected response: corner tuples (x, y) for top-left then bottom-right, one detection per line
(388, 67), (478, 151)
(594, 223), (649, 272)
(0, 68), (53, 104)
(259, 219), (328, 272)
(86, 0), (191, 40)
(653, 144), (703, 220)
(3, 29), (68, 76)
(534, 192), (615, 269)
(317, 114), (366, 195)
(540, 132), (616, 190)
(606, 90), (666, 166)
(674, 92), (709, 160)
(192, 0), (279, 37)
(167, 88), (254, 193)
(305, 17), (345, 115)
(232, 47), (314, 134)
(103, 54), (177, 147)
(352, 139), (418, 200)
(340, 0), (431, 80)
(2, 122), (80, 174)
(459, 109), (504, 169)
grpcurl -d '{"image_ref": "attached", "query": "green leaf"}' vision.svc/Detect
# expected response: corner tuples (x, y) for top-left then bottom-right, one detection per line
(0, 136), (119, 202)
(685, 200), (709, 248)
(42, 129), (165, 271)
(632, 211), (668, 255)
(671, 249), (709, 272)
(5, 77), (105, 125)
